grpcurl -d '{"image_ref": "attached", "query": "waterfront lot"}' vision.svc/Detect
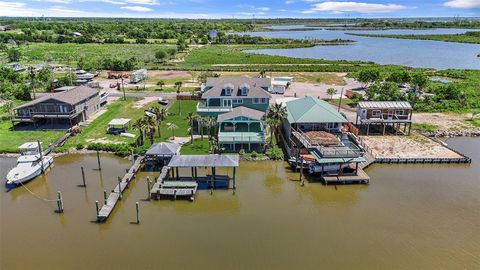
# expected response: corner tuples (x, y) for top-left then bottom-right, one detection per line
(361, 133), (463, 159)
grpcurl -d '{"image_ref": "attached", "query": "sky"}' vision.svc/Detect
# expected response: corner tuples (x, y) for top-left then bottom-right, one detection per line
(0, 0), (479, 18)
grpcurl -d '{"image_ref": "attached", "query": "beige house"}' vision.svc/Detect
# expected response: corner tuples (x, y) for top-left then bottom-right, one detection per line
(12, 86), (101, 130)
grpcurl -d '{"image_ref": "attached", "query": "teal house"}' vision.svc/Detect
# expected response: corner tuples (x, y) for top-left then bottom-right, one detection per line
(197, 77), (272, 152)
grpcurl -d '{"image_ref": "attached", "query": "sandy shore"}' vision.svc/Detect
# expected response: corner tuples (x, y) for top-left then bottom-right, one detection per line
(361, 134), (462, 159)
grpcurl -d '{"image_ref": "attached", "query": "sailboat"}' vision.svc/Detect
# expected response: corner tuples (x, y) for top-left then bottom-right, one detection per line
(6, 142), (54, 186)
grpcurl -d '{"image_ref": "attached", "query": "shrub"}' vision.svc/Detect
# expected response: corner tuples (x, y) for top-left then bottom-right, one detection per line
(76, 143), (84, 150)
(266, 146), (284, 160)
(250, 151), (258, 158)
(239, 149), (245, 155)
(87, 143), (132, 156)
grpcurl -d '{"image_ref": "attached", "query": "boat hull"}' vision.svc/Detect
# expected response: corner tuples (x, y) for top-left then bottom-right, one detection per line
(6, 156), (53, 185)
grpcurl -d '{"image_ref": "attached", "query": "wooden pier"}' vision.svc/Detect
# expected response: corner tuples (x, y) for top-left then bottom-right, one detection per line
(97, 155), (145, 223)
(322, 168), (370, 185)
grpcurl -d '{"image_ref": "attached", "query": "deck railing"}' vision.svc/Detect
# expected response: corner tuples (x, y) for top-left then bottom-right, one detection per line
(196, 102), (232, 113)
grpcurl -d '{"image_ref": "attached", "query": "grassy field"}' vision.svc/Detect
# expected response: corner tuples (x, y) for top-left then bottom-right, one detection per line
(347, 33), (480, 44)
(0, 121), (64, 153)
(158, 100), (197, 140)
(180, 139), (210, 154)
(217, 71), (346, 85)
(181, 44), (377, 72)
(10, 43), (174, 64)
(61, 98), (151, 150)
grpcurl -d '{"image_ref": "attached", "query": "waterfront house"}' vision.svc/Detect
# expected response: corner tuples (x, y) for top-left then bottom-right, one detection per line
(197, 76), (271, 151)
(355, 101), (413, 135)
(12, 86), (101, 130)
(197, 76), (271, 118)
(281, 96), (367, 182)
(217, 106), (266, 152)
(208, 29), (218, 42)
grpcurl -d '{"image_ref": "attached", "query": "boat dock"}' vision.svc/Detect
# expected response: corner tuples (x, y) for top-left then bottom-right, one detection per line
(322, 168), (370, 185)
(97, 155), (145, 223)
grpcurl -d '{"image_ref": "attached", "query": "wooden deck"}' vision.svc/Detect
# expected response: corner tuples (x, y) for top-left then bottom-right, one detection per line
(150, 167), (198, 201)
(97, 156), (145, 223)
(322, 168), (370, 185)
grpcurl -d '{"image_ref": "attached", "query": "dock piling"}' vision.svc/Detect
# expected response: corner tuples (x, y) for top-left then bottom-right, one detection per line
(300, 157), (305, 186)
(103, 190), (107, 205)
(56, 191), (64, 213)
(95, 200), (99, 216)
(96, 150), (102, 171)
(135, 202), (140, 224)
(81, 166), (86, 187)
(117, 177), (122, 200)
(146, 176), (151, 200)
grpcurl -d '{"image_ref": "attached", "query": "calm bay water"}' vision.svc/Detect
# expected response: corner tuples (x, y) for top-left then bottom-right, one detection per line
(1, 137), (479, 269)
(243, 28), (480, 69)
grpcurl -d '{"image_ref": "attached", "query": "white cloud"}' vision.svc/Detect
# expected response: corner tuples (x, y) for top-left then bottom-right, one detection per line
(79, 0), (126, 5)
(124, 0), (158, 5)
(303, 1), (409, 14)
(49, 5), (81, 13)
(120, 5), (153, 11)
(444, 0), (480, 8)
(0, 1), (26, 8)
(257, 7), (270, 11)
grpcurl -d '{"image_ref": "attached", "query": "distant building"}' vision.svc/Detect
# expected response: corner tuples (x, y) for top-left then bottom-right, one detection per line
(12, 86), (101, 129)
(0, 25), (12, 31)
(356, 101), (413, 135)
(72, 32), (83, 38)
(208, 29), (218, 41)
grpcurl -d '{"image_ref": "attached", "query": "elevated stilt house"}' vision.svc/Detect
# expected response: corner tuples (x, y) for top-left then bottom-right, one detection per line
(197, 77), (271, 152)
(355, 101), (413, 135)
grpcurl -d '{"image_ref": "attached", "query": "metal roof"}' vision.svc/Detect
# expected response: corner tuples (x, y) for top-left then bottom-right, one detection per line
(108, 118), (131, 126)
(168, 154), (239, 167)
(357, 101), (412, 110)
(285, 96), (347, 124)
(18, 142), (41, 150)
(146, 142), (180, 156)
(217, 106), (265, 122)
(14, 86), (99, 109)
(202, 77), (271, 98)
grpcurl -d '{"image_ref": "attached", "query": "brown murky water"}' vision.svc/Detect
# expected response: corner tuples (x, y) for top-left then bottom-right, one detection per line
(1, 138), (479, 270)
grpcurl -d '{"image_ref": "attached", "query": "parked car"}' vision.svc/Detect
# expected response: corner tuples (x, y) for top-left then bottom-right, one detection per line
(158, 98), (169, 105)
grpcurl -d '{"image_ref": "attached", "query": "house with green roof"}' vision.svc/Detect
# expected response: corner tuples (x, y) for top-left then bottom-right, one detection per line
(281, 96), (348, 142)
(281, 96), (367, 181)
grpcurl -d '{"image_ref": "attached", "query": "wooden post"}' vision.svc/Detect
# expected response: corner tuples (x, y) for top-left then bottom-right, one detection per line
(175, 167), (179, 180)
(300, 157), (305, 186)
(146, 176), (151, 200)
(37, 140), (45, 174)
(103, 190), (107, 205)
(232, 167), (236, 190)
(194, 167), (197, 180)
(117, 176), (122, 200)
(191, 167), (194, 179)
(135, 202), (140, 224)
(95, 200), (99, 216)
(96, 150), (102, 171)
(56, 191), (64, 213)
(81, 166), (86, 187)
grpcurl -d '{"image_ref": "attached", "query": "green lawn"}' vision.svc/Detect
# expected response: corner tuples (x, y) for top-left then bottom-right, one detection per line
(158, 100), (198, 140)
(0, 121), (64, 153)
(180, 139), (210, 154)
(61, 98), (155, 150)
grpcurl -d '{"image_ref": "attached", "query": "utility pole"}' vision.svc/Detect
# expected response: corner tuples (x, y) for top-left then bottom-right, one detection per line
(338, 88), (344, 112)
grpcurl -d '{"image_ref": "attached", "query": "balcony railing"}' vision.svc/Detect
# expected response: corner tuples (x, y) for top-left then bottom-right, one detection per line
(218, 132), (265, 143)
(196, 102), (232, 113)
(361, 113), (411, 123)
(15, 109), (77, 118)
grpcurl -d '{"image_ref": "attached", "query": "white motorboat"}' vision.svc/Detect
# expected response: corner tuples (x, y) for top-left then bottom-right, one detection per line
(308, 162), (349, 174)
(6, 142), (54, 185)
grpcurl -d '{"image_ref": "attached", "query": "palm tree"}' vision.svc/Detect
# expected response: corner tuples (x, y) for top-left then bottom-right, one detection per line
(263, 103), (287, 145)
(209, 136), (219, 154)
(186, 112), (197, 143)
(204, 117), (217, 141)
(198, 116), (205, 140)
(144, 116), (157, 145)
(159, 107), (167, 121)
(156, 80), (165, 90)
(28, 66), (36, 99)
(132, 118), (146, 146)
(167, 123), (179, 139)
(150, 107), (163, 138)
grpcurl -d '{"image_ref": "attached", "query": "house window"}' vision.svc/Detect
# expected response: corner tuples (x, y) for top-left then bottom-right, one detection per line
(261, 98), (267, 104)
(225, 88), (232, 96)
(253, 98), (260, 104)
(253, 98), (267, 104)
(372, 110), (381, 117)
(327, 123), (338, 130)
(233, 99), (243, 104)
(58, 105), (68, 113)
(395, 110), (404, 115)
